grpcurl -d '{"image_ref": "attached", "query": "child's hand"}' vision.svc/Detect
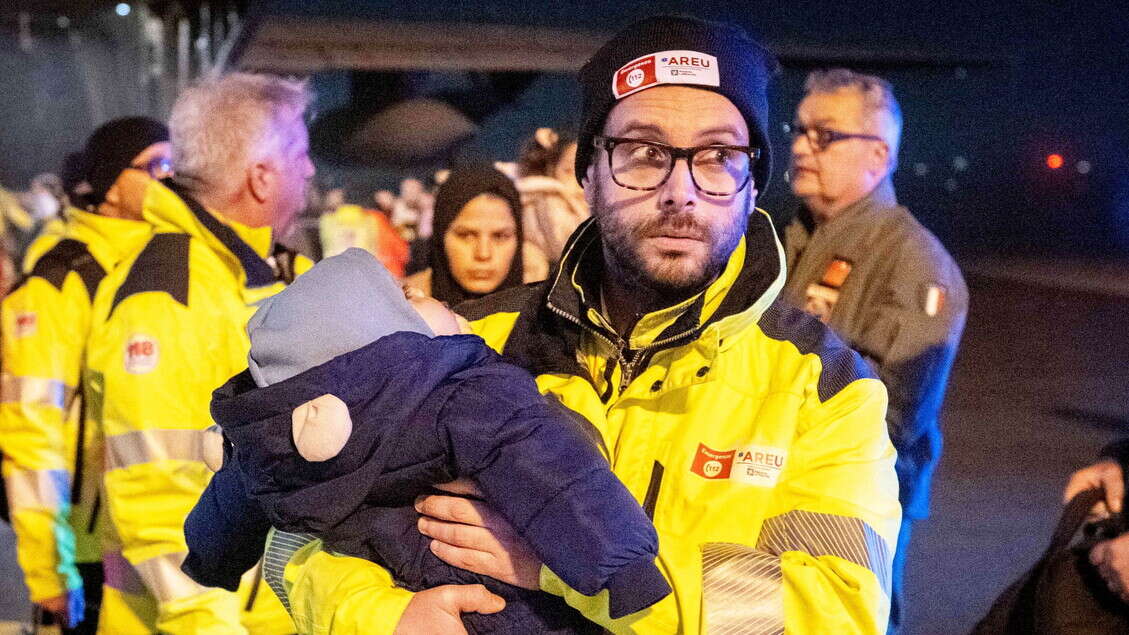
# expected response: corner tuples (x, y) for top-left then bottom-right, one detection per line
(415, 483), (542, 590)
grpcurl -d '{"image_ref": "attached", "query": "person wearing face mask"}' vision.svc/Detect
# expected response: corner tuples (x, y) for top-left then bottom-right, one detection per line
(19, 154), (91, 274)
(781, 69), (968, 634)
(0, 117), (169, 634)
(404, 164), (527, 305)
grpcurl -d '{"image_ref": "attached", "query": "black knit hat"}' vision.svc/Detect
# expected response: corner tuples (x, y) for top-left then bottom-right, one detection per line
(82, 116), (169, 206)
(576, 15), (778, 197)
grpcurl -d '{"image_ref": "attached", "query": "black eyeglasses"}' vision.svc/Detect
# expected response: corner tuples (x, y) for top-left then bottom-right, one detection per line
(784, 123), (885, 152)
(594, 135), (760, 197)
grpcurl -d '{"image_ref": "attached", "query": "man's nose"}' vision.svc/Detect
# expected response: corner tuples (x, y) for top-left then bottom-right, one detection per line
(791, 132), (814, 158)
(658, 157), (699, 211)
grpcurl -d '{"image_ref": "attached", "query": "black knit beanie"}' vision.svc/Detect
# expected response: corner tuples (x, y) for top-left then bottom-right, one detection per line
(82, 116), (170, 206)
(575, 15), (778, 197)
(429, 163), (525, 306)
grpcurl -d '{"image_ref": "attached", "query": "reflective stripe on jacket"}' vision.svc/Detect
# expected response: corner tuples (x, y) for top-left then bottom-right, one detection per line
(0, 208), (150, 602)
(84, 181), (309, 634)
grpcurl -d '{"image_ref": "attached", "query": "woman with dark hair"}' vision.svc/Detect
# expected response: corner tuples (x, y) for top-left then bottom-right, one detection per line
(404, 163), (529, 305)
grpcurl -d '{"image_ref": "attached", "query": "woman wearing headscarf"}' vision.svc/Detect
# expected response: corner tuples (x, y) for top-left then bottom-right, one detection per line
(404, 163), (533, 305)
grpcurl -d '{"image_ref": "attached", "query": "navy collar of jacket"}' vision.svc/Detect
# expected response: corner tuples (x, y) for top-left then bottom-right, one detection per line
(212, 332), (493, 430)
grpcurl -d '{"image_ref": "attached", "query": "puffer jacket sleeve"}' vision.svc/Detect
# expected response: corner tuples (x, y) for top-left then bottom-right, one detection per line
(439, 363), (669, 618)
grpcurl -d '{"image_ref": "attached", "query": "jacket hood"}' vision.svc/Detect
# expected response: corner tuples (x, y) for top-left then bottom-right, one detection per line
(213, 332), (492, 434)
(247, 248), (431, 387)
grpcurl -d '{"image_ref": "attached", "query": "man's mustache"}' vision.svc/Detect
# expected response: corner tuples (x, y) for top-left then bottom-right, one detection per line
(635, 214), (710, 241)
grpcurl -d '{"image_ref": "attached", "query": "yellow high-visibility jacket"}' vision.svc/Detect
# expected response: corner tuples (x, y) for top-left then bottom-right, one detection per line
(0, 208), (150, 603)
(272, 210), (901, 634)
(84, 180), (310, 635)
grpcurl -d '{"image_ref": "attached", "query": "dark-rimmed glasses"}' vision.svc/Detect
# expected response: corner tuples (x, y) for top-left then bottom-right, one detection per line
(594, 135), (760, 197)
(784, 123), (885, 152)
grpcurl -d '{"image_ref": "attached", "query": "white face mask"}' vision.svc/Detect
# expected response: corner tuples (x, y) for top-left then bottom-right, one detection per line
(29, 191), (60, 220)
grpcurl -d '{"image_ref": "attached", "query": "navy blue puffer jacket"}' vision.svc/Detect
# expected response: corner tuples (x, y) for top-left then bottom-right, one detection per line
(184, 331), (669, 632)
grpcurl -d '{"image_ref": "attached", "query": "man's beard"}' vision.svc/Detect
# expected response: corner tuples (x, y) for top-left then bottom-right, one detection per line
(592, 178), (749, 301)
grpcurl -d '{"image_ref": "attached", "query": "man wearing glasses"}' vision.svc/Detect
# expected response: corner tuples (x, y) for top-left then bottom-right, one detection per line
(0, 117), (170, 633)
(783, 69), (968, 634)
(270, 17), (900, 634)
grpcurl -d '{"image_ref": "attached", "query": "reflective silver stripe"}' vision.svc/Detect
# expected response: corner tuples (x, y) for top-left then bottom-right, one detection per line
(263, 528), (318, 615)
(3, 468), (69, 510)
(756, 510), (892, 595)
(133, 551), (209, 602)
(0, 373), (73, 410)
(103, 549), (148, 596)
(105, 429), (206, 471)
(702, 542), (783, 634)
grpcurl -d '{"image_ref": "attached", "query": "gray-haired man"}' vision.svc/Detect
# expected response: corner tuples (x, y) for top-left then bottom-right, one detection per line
(783, 68), (969, 633)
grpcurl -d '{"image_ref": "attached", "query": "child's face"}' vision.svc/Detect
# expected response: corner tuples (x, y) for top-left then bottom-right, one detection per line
(404, 289), (467, 336)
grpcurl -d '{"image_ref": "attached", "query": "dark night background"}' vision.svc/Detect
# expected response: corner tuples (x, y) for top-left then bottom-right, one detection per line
(2, 0), (1127, 256)
(1, 2), (1128, 633)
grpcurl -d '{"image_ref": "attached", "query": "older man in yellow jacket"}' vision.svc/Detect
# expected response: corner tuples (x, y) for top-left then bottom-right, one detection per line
(83, 73), (313, 635)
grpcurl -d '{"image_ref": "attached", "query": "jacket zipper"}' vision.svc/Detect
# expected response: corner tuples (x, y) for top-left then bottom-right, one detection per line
(87, 491), (100, 534)
(548, 302), (701, 395)
(244, 559), (263, 612)
(547, 302), (631, 396)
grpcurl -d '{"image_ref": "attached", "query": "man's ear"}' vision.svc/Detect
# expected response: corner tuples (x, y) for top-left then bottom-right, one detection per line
(870, 142), (892, 176)
(248, 161), (273, 204)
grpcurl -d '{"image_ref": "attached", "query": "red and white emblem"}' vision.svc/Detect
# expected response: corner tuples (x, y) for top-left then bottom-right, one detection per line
(614, 54), (659, 99)
(690, 443), (735, 480)
(14, 312), (37, 338)
(612, 50), (720, 99)
(124, 334), (159, 374)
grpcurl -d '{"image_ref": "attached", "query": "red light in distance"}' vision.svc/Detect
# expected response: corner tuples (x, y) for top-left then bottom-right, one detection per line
(1046, 154), (1064, 169)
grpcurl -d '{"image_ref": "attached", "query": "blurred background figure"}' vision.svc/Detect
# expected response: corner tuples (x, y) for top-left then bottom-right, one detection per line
(0, 181), (39, 280)
(24, 173), (66, 226)
(318, 187), (410, 277)
(404, 163), (527, 304)
(514, 127), (588, 275)
(0, 115), (170, 635)
(390, 177), (434, 243)
(1063, 449), (1129, 605)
